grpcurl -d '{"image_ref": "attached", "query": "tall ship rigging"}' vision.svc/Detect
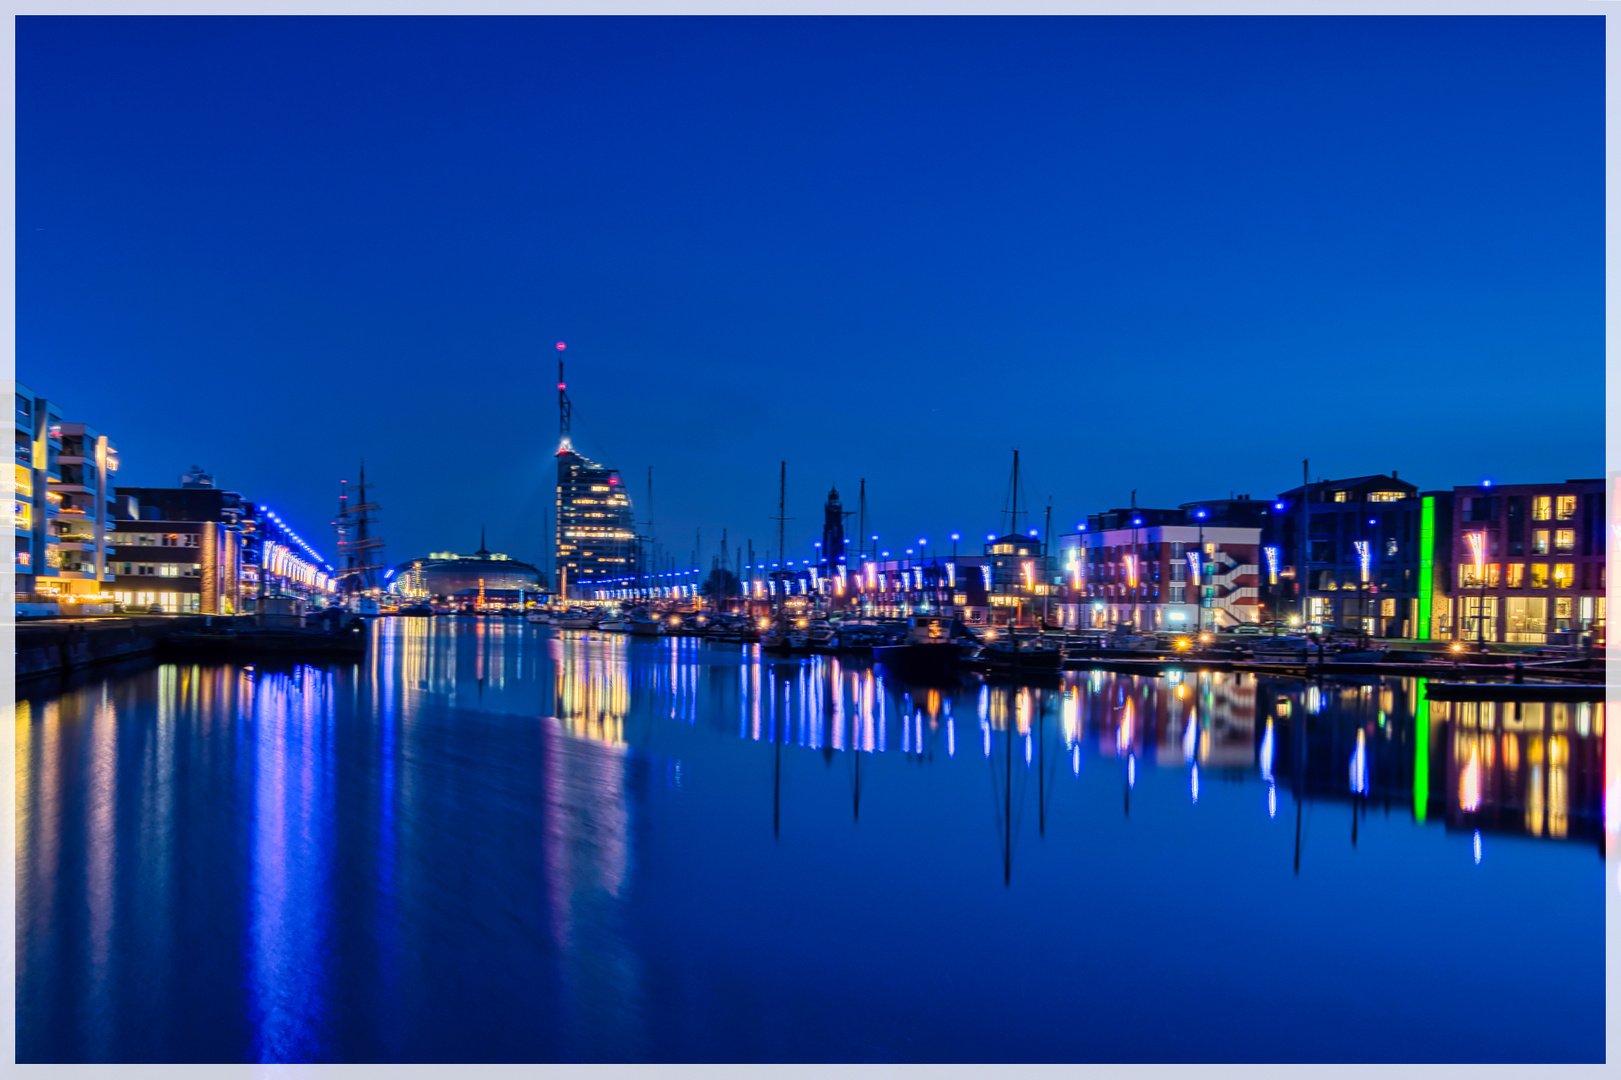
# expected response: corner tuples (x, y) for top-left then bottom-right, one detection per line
(332, 462), (385, 614)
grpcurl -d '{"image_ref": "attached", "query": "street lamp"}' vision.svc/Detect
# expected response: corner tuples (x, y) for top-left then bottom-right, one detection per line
(1466, 530), (1488, 647)
(1193, 509), (1207, 633)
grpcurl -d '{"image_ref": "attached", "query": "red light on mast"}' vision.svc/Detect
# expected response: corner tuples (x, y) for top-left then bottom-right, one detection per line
(556, 342), (566, 350)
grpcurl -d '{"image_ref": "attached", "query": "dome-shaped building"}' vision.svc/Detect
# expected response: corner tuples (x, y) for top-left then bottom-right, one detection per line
(390, 531), (546, 603)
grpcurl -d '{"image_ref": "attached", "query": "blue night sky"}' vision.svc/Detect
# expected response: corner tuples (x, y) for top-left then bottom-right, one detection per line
(19, 16), (1602, 572)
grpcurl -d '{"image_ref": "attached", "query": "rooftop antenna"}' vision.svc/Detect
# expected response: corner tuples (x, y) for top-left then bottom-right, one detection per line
(556, 341), (572, 454)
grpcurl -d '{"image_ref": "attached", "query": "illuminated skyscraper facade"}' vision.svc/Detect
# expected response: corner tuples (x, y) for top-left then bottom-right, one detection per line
(555, 448), (638, 598)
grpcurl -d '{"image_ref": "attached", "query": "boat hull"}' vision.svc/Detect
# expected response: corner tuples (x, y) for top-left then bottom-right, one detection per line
(977, 646), (1065, 671)
(873, 642), (961, 674)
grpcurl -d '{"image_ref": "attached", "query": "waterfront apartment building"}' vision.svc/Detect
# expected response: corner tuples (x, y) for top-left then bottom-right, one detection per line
(112, 470), (336, 613)
(556, 447), (638, 598)
(1259, 473), (1425, 638)
(979, 532), (1051, 625)
(13, 383), (120, 611)
(846, 552), (986, 620)
(1434, 479), (1605, 645)
(1057, 508), (1262, 632)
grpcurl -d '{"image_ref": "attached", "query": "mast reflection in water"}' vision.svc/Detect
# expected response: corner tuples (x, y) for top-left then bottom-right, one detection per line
(15, 619), (1604, 1062)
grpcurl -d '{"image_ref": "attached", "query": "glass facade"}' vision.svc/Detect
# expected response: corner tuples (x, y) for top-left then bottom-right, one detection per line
(556, 449), (638, 597)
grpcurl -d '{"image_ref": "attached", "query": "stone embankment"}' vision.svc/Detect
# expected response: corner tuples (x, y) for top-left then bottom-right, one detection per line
(17, 615), (212, 680)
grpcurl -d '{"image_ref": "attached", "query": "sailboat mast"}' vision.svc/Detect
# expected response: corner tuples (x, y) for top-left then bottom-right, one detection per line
(1011, 449), (1020, 537)
(1043, 501), (1053, 627)
(777, 462), (787, 616)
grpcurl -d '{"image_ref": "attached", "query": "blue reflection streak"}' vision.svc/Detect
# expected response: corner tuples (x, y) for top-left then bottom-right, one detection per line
(247, 668), (333, 1062)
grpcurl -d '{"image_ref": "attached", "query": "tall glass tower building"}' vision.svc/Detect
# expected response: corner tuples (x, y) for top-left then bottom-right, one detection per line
(555, 447), (637, 599)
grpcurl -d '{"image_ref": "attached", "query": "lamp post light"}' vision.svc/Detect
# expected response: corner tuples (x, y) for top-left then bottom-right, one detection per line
(1131, 515), (1143, 633)
(1194, 509), (1207, 634)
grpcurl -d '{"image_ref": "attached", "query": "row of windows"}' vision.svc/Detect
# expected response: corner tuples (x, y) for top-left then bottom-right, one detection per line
(111, 591), (202, 613)
(1534, 495), (1579, 521)
(1085, 542), (1222, 563)
(110, 532), (199, 547)
(1331, 490), (1407, 503)
(117, 563), (200, 577)
(1458, 562), (1603, 590)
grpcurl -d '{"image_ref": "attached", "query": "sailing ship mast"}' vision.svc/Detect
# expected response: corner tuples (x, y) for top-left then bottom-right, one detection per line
(773, 462), (788, 622)
(1003, 449), (1024, 626)
(333, 461), (384, 598)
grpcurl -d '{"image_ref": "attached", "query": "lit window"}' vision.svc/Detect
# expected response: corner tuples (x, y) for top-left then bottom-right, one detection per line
(1367, 492), (1403, 503)
(1532, 496), (1552, 521)
(1532, 530), (1550, 555)
(1333, 491), (1347, 503)
(1530, 563), (1549, 589)
(1555, 529), (1575, 554)
(1555, 495), (1577, 521)
(1553, 563), (1574, 589)
(1506, 563), (1524, 588)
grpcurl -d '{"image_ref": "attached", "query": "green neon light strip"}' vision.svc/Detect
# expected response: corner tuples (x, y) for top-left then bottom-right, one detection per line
(1416, 495), (1436, 641)
(1413, 677), (1429, 822)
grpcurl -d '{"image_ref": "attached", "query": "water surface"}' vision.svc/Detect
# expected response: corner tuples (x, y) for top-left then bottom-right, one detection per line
(16, 618), (1605, 1062)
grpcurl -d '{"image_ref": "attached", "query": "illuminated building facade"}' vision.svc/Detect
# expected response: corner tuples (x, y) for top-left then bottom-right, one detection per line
(13, 384), (121, 611)
(112, 472), (336, 613)
(1436, 479), (1605, 645)
(556, 448), (638, 599)
(981, 532), (1050, 625)
(1260, 474), (1424, 637)
(1058, 511), (1261, 632)
(389, 537), (545, 603)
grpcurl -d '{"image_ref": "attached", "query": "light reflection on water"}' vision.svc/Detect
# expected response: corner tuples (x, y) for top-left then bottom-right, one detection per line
(15, 617), (1605, 1063)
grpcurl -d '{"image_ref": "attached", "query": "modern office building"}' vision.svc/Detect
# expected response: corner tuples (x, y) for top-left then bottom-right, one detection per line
(1436, 479), (1605, 645)
(13, 383), (120, 610)
(555, 447), (638, 599)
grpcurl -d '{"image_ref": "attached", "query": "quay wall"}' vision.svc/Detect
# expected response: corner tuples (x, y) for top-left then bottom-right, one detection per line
(18, 616), (212, 680)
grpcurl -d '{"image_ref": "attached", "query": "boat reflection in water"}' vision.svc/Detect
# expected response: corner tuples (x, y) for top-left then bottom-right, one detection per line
(14, 619), (1605, 1063)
